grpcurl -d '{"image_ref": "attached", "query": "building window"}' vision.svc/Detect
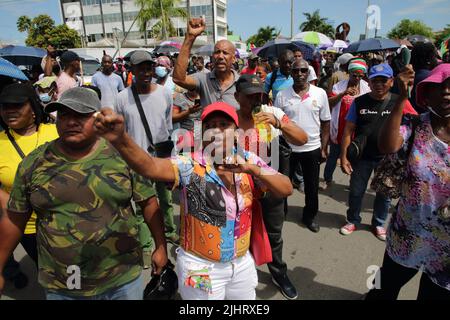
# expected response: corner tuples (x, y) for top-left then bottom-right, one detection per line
(217, 7), (225, 18)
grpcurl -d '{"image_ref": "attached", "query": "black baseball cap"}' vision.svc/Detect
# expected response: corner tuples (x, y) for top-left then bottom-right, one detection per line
(236, 74), (265, 95)
(45, 87), (101, 114)
(0, 83), (37, 105)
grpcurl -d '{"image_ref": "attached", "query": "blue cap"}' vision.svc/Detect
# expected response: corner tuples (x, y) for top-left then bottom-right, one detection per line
(368, 63), (393, 79)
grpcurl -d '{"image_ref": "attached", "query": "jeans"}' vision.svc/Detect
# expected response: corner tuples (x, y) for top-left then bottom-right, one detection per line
(366, 252), (450, 300)
(175, 248), (258, 300)
(46, 274), (144, 300)
(323, 143), (341, 183)
(289, 148), (321, 223)
(261, 195), (287, 277)
(346, 159), (390, 227)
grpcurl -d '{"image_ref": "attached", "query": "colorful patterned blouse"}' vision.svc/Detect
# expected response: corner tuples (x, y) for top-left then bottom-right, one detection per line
(171, 151), (276, 263)
(387, 113), (450, 290)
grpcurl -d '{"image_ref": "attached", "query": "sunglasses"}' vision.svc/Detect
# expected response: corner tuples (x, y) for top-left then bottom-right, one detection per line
(292, 68), (309, 74)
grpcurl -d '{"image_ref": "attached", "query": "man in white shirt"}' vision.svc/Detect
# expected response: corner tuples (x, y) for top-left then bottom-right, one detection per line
(92, 55), (124, 108)
(275, 59), (331, 233)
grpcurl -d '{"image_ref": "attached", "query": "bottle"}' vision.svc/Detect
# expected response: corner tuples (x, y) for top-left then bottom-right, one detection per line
(252, 104), (272, 143)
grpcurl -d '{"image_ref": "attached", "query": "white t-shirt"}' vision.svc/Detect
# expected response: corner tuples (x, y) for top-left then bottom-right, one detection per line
(275, 85), (331, 153)
(91, 72), (125, 108)
(329, 79), (371, 143)
(115, 85), (173, 153)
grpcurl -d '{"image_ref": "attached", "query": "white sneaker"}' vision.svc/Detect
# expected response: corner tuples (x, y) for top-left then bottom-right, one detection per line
(373, 226), (387, 241)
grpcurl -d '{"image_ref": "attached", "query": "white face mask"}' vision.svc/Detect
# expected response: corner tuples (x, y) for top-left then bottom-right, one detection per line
(428, 107), (450, 118)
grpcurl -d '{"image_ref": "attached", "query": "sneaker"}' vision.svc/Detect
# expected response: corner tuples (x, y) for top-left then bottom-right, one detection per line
(319, 181), (332, 191)
(340, 223), (356, 235)
(272, 274), (298, 300)
(373, 226), (387, 241)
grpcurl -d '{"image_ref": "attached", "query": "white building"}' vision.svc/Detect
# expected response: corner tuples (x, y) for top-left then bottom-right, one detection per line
(59, 0), (228, 48)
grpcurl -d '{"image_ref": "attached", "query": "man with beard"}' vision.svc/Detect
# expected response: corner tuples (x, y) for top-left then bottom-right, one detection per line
(92, 55), (125, 108)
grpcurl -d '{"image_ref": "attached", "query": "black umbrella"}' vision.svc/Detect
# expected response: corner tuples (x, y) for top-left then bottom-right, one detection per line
(154, 45), (180, 55)
(344, 38), (400, 53)
(257, 39), (303, 59)
(406, 35), (432, 45)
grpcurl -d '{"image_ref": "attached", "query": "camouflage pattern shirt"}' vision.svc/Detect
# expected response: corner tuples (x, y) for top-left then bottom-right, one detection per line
(8, 139), (156, 297)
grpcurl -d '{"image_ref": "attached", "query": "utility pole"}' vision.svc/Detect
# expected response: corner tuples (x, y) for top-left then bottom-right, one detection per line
(212, 0), (217, 44)
(290, 0), (294, 39)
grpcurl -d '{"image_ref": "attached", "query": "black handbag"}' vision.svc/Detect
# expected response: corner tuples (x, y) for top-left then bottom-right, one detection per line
(143, 260), (178, 300)
(131, 85), (174, 158)
(346, 94), (391, 165)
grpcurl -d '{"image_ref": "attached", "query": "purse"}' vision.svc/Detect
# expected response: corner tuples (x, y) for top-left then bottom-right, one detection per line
(247, 175), (273, 266)
(370, 116), (420, 199)
(346, 94), (391, 165)
(131, 85), (174, 158)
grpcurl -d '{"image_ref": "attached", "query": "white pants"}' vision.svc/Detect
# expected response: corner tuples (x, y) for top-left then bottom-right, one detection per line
(175, 248), (258, 300)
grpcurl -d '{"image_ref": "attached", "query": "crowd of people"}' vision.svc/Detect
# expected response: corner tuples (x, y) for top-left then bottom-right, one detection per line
(0, 16), (448, 301)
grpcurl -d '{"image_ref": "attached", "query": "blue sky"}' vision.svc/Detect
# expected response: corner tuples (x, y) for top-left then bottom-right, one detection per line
(0, 0), (449, 45)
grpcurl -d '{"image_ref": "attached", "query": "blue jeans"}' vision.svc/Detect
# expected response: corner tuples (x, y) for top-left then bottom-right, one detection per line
(346, 159), (390, 227)
(46, 273), (144, 300)
(323, 143), (341, 183)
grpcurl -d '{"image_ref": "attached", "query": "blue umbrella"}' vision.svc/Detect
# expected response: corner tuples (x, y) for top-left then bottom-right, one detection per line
(0, 57), (29, 81)
(0, 45), (46, 66)
(343, 38), (400, 53)
(291, 41), (316, 61)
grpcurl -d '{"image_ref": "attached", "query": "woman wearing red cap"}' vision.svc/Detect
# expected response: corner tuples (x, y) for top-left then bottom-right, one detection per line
(94, 102), (293, 300)
(367, 63), (450, 299)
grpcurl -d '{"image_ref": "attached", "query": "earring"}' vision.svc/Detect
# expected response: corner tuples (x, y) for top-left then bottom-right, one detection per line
(32, 113), (36, 119)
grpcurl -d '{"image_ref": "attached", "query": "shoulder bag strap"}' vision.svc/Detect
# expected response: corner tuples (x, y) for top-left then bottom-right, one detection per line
(131, 85), (155, 152)
(6, 130), (26, 159)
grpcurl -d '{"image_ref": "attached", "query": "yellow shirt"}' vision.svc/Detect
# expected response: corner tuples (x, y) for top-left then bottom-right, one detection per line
(0, 124), (59, 234)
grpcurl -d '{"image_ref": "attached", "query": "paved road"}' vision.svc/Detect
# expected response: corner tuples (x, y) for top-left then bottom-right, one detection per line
(1, 168), (420, 300)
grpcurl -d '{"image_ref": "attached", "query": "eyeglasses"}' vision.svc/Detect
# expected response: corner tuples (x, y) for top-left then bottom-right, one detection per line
(292, 68), (309, 74)
(350, 73), (364, 79)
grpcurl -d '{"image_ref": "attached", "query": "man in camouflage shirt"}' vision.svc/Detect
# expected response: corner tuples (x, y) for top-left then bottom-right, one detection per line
(0, 87), (168, 299)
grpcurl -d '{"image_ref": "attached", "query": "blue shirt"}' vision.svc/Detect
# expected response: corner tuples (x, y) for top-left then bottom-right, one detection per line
(264, 71), (293, 100)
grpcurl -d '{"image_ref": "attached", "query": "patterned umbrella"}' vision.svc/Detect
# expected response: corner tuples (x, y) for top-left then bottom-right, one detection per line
(292, 31), (333, 46)
(0, 57), (29, 81)
(0, 45), (46, 66)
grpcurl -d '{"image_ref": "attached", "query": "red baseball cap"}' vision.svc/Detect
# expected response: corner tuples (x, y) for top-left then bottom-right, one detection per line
(201, 102), (239, 126)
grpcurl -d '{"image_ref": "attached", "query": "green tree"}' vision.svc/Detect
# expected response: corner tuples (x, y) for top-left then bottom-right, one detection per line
(247, 26), (280, 47)
(16, 14), (81, 48)
(435, 24), (450, 47)
(135, 0), (187, 43)
(299, 10), (334, 38)
(387, 19), (434, 40)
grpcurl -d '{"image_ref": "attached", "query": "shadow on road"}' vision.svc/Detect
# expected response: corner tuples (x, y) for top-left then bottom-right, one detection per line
(256, 267), (363, 300)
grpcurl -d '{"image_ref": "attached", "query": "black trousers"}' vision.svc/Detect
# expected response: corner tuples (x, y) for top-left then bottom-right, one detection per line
(3, 233), (38, 280)
(289, 148), (321, 223)
(366, 251), (450, 300)
(261, 195), (287, 277)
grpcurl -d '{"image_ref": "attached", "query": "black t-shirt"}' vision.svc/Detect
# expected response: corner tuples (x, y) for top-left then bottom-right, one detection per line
(353, 93), (399, 161)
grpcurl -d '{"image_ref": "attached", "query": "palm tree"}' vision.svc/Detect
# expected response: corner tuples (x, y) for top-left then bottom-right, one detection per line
(17, 15), (32, 33)
(135, 0), (187, 44)
(247, 26), (280, 47)
(299, 10), (334, 38)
